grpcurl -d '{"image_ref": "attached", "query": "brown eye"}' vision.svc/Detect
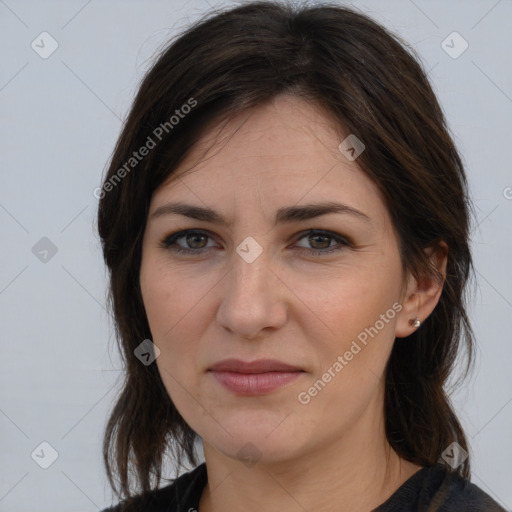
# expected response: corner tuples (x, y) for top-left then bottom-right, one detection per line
(161, 230), (216, 254)
(185, 232), (208, 249)
(308, 233), (332, 250)
(294, 230), (350, 255)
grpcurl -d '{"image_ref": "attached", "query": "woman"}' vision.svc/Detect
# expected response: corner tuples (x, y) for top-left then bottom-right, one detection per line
(98, 1), (506, 510)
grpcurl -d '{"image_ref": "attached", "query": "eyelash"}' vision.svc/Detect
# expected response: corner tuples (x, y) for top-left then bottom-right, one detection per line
(160, 229), (351, 256)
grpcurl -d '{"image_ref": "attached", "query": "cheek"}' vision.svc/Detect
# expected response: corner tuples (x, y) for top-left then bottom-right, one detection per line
(294, 260), (403, 413)
(139, 254), (218, 398)
(305, 263), (401, 354)
(140, 254), (213, 341)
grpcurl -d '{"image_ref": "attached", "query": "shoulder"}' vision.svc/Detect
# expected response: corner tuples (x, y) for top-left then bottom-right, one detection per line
(431, 465), (506, 511)
(376, 464), (507, 512)
(100, 463), (207, 512)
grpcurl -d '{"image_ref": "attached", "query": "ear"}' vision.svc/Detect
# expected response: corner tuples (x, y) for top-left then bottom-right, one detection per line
(395, 241), (448, 338)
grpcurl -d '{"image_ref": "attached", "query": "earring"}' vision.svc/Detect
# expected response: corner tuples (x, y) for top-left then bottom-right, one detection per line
(409, 318), (421, 328)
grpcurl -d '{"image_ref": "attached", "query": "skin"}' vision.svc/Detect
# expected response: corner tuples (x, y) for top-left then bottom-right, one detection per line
(139, 94), (447, 512)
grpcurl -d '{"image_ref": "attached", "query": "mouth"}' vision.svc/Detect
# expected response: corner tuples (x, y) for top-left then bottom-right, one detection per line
(207, 358), (305, 395)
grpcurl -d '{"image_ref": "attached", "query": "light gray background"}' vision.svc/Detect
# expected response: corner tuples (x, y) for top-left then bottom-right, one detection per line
(1, 0), (511, 510)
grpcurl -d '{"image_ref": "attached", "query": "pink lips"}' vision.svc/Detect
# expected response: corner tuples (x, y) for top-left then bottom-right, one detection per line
(208, 358), (304, 395)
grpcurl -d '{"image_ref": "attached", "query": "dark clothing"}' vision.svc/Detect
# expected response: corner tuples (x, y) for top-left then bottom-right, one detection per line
(101, 462), (507, 511)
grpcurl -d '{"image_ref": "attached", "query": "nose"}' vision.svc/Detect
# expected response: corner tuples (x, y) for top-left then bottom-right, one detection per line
(216, 244), (288, 340)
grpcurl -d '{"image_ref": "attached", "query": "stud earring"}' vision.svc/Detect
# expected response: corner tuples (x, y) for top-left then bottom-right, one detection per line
(409, 318), (421, 328)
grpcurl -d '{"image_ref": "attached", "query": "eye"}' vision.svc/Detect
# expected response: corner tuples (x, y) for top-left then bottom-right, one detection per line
(160, 230), (217, 255)
(160, 229), (350, 257)
(293, 230), (350, 255)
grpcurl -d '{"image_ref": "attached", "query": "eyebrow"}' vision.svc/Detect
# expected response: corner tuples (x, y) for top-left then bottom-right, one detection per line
(150, 200), (371, 225)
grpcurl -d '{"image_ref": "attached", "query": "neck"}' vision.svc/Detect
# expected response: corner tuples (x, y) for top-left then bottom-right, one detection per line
(198, 406), (421, 512)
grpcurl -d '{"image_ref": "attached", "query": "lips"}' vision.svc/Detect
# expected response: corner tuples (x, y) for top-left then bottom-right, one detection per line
(209, 358), (303, 373)
(208, 358), (304, 395)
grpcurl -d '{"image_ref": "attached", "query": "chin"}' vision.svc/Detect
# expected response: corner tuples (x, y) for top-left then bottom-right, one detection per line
(199, 410), (311, 465)
(217, 435), (303, 467)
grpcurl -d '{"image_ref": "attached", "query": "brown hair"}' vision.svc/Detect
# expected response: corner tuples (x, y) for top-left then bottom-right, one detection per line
(97, 0), (476, 504)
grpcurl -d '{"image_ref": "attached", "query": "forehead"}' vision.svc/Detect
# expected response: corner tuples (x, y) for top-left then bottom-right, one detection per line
(172, 95), (345, 180)
(152, 95), (390, 228)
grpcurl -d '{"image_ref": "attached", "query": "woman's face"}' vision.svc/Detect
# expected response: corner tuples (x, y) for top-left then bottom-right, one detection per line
(140, 95), (415, 465)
